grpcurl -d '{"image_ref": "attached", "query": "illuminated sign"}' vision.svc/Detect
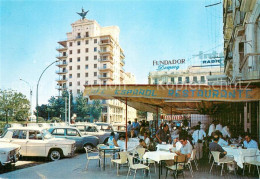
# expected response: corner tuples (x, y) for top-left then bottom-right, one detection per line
(153, 59), (186, 71)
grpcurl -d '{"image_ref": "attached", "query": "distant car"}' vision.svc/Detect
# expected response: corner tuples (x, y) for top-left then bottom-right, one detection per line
(112, 123), (126, 136)
(71, 123), (116, 144)
(48, 126), (99, 150)
(0, 142), (20, 167)
(0, 127), (76, 161)
(27, 123), (51, 130)
(3, 123), (24, 133)
(95, 122), (114, 132)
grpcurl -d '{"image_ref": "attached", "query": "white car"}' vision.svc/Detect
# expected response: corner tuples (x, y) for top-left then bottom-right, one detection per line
(0, 127), (76, 161)
(0, 142), (20, 167)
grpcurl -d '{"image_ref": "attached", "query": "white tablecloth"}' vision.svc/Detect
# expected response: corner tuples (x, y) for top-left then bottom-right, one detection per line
(156, 144), (173, 151)
(143, 151), (177, 163)
(223, 147), (258, 168)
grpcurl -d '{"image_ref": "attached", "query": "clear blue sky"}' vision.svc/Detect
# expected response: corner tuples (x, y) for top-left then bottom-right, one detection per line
(0, 0), (223, 107)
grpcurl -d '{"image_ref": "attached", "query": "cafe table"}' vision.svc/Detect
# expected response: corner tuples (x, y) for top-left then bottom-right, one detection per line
(97, 145), (120, 170)
(156, 144), (173, 151)
(143, 151), (177, 179)
(223, 146), (258, 168)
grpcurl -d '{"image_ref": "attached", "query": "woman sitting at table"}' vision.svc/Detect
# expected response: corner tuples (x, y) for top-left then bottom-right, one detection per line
(107, 132), (119, 147)
(117, 135), (125, 150)
(243, 133), (258, 149)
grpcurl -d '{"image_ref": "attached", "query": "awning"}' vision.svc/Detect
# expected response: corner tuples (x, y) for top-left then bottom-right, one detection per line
(83, 84), (260, 114)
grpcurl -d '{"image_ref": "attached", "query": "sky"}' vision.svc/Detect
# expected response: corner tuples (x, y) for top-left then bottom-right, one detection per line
(0, 0), (223, 108)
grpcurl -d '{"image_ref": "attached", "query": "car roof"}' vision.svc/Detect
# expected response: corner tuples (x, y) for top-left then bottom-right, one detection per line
(73, 122), (97, 127)
(8, 126), (45, 131)
(49, 126), (78, 130)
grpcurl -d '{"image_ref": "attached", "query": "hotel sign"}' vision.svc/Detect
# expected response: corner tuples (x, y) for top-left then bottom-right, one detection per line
(153, 59), (185, 71)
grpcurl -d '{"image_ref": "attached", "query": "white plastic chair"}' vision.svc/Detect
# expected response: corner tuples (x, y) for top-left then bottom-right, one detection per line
(187, 149), (199, 177)
(111, 152), (128, 176)
(84, 147), (101, 170)
(126, 154), (151, 179)
(97, 144), (114, 168)
(136, 148), (156, 173)
(209, 151), (235, 176)
(243, 149), (257, 175)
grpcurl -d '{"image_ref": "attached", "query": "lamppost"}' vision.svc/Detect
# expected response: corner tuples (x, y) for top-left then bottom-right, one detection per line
(36, 60), (59, 123)
(20, 79), (33, 121)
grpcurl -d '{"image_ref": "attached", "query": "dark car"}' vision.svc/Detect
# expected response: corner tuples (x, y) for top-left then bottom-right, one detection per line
(48, 126), (99, 150)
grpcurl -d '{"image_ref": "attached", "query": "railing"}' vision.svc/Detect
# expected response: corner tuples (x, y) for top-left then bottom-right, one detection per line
(56, 46), (68, 51)
(56, 77), (68, 81)
(55, 70), (68, 74)
(56, 54), (68, 58)
(56, 61), (68, 66)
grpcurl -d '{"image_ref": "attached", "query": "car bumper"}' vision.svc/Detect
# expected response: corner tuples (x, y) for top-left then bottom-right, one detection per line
(3, 153), (19, 165)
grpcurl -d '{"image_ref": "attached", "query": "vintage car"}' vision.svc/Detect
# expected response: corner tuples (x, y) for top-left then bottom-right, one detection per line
(0, 127), (76, 161)
(95, 122), (114, 132)
(112, 123), (126, 136)
(71, 123), (117, 144)
(0, 142), (20, 167)
(48, 126), (99, 150)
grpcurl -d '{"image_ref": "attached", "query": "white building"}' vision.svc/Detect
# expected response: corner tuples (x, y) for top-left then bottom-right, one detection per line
(56, 14), (136, 123)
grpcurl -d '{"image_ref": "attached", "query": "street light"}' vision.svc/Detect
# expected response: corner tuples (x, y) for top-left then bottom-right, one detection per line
(20, 78), (33, 121)
(36, 60), (59, 123)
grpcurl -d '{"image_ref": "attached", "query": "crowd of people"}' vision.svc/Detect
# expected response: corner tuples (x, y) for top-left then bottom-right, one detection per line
(106, 118), (259, 171)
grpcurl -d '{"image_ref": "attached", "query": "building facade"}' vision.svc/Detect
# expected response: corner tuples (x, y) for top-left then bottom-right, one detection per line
(56, 17), (136, 123)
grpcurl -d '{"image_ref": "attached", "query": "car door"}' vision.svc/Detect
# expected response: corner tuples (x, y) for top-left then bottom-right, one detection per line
(51, 128), (66, 139)
(65, 128), (82, 149)
(10, 130), (28, 156)
(85, 126), (104, 143)
(26, 130), (46, 157)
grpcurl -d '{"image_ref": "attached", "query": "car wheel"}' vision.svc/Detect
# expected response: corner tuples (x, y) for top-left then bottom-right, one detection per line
(84, 144), (93, 151)
(49, 149), (62, 161)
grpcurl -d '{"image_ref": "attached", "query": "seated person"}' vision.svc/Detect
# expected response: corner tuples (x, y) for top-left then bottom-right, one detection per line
(243, 133), (258, 149)
(155, 124), (172, 144)
(209, 134), (234, 171)
(137, 139), (147, 149)
(172, 138), (182, 151)
(214, 131), (228, 147)
(117, 135), (125, 150)
(129, 129), (137, 138)
(144, 132), (150, 148)
(175, 136), (192, 158)
(107, 132), (119, 147)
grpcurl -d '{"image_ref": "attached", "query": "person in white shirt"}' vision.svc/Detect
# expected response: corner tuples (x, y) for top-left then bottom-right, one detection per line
(208, 121), (216, 137)
(216, 121), (223, 132)
(198, 121), (205, 131)
(117, 136), (126, 150)
(221, 125), (231, 138)
(176, 136), (193, 158)
(192, 125), (206, 159)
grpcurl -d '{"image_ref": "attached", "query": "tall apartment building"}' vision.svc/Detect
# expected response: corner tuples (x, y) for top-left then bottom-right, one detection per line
(56, 16), (136, 123)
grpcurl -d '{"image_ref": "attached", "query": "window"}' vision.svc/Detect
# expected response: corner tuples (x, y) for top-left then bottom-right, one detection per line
(154, 78), (158, 84)
(103, 64), (107, 68)
(85, 73), (88, 77)
(12, 130), (27, 139)
(94, 72), (97, 76)
(69, 50), (72, 54)
(77, 81), (80, 86)
(86, 126), (97, 132)
(193, 76), (197, 83)
(85, 65), (88, 69)
(94, 55), (97, 60)
(69, 82), (72, 86)
(52, 129), (65, 136)
(77, 33), (81, 38)
(85, 48), (88, 53)
(62, 52), (66, 56)
(103, 73), (107, 77)
(77, 89), (80, 94)
(201, 76), (205, 83)
(77, 49), (80, 54)
(94, 64), (97, 68)
(103, 81), (107, 85)
(85, 56), (88, 61)
(94, 80), (97, 85)
(85, 32), (89, 37)
(77, 57), (80, 62)
(66, 129), (80, 137)
(85, 40), (89, 44)
(77, 41), (81, 46)
(69, 74), (72, 78)
(29, 130), (42, 140)
(69, 58), (72, 62)
(77, 65), (80, 70)
(69, 66), (72, 70)
(94, 39), (97, 43)
(77, 73), (80, 78)
(69, 42), (73, 47)
(94, 47), (97, 52)
(185, 77), (190, 83)
(85, 81), (88, 85)
(171, 77), (175, 83)
(178, 77), (182, 84)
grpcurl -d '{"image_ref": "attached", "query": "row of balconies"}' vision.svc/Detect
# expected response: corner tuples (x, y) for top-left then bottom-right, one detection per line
(153, 80), (206, 85)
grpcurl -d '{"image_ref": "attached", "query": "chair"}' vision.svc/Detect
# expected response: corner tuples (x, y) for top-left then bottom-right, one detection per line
(84, 147), (101, 170)
(209, 151), (235, 176)
(244, 160), (260, 178)
(97, 144), (114, 168)
(136, 147), (156, 173)
(243, 149), (257, 175)
(126, 154), (151, 179)
(187, 149), (198, 177)
(165, 154), (188, 179)
(111, 152), (128, 176)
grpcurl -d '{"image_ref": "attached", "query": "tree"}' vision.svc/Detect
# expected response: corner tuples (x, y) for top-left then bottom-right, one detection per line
(0, 89), (30, 123)
(89, 100), (102, 120)
(137, 110), (147, 118)
(74, 93), (89, 118)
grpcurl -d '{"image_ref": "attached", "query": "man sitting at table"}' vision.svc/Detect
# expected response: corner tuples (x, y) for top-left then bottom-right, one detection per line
(156, 124), (172, 144)
(214, 130), (229, 147)
(137, 139), (147, 149)
(144, 132), (150, 148)
(175, 136), (192, 158)
(243, 133), (258, 149)
(117, 135), (125, 150)
(209, 134), (235, 171)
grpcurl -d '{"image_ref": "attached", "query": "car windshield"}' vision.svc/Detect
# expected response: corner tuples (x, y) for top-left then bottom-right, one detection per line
(42, 129), (53, 139)
(96, 124), (113, 132)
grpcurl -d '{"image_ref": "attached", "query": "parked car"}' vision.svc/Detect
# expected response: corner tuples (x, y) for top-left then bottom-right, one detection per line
(0, 142), (20, 167)
(3, 123), (24, 133)
(48, 126), (99, 150)
(26, 123), (51, 130)
(112, 123), (126, 136)
(0, 127), (76, 161)
(71, 123), (116, 144)
(95, 122), (114, 132)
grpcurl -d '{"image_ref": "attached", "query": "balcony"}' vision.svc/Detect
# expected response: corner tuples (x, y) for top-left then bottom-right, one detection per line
(98, 58), (114, 64)
(120, 59), (125, 65)
(120, 68), (125, 72)
(98, 49), (114, 56)
(120, 52), (125, 59)
(56, 85), (67, 90)
(56, 46), (68, 51)
(56, 61), (68, 67)
(56, 77), (68, 83)
(98, 74), (114, 80)
(99, 40), (112, 47)
(56, 69), (68, 74)
(56, 54), (68, 59)
(58, 39), (67, 47)
(98, 66), (114, 72)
